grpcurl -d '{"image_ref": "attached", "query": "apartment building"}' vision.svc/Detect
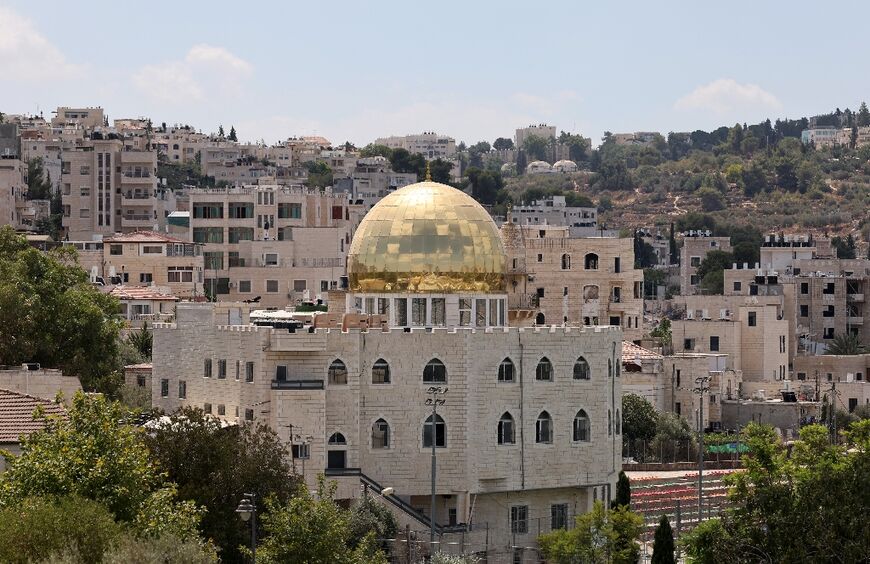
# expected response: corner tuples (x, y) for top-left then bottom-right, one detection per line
(506, 195), (598, 237)
(332, 156), (417, 210)
(374, 131), (456, 160)
(793, 353), (870, 412)
(61, 137), (171, 239)
(0, 153), (23, 228)
(679, 231), (732, 295)
(663, 353), (742, 431)
(101, 231), (204, 297)
(51, 107), (105, 129)
(189, 185), (352, 308)
(501, 224), (644, 341)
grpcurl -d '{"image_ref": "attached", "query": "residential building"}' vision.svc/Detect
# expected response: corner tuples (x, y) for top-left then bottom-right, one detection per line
(501, 224), (644, 341)
(101, 231), (204, 297)
(515, 124), (557, 148)
(0, 388), (68, 472)
(621, 342), (665, 409)
(800, 127), (841, 147)
(663, 353), (741, 431)
(333, 156), (417, 210)
(374, 132), (456, 160)
(108, 285), (179, 326)
(679, 231), (732, 295)
(153, 180), (623, 561)
(720, 398), (819, 439)
(0, 366), (82, 400)
(51, 107), (105, 129)
(506, 195), (598, 237)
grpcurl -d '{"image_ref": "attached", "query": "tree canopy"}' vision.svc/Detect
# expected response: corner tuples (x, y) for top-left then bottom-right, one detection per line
(538, 501), (643, 564)
(0, 226), (121, 393)
(622, 393), (659, 442)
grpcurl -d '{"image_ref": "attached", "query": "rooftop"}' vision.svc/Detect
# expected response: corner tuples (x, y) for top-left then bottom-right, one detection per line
(108, 286), (178, 301)
(104, 230), (186, 244)
(0, 388), (66, 443)
(622, 341), (663, 362)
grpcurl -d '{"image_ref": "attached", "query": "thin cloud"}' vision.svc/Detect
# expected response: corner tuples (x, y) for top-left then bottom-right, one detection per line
(675, 78), (781, 114)
(0, 6), (82, 80)
(132, 44), (253, 104)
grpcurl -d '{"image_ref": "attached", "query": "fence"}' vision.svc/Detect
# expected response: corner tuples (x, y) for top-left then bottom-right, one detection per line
(623, 436), (746, 466)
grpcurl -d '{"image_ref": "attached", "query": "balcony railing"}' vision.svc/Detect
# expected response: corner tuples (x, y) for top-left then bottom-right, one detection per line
(271, 379), (324, 390)
(124, 214), (155, 222)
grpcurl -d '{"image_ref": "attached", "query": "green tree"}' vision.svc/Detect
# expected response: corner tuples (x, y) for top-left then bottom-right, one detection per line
(218, 124), (225, 137)
(696, 250), (734, 294)
(467, 141), (491, 168)
(145, 407), (297, 563)
(428, 157), (453, 184)
(825, 333), (868, 355)
(831, 235), (857, 259)
(251, 476), (388, 564)
(0, 495), (121, 564)
(858, 102), (870, 127)
(622, 394), (659, 442)
(650, 318), (672, 350)
(128, 321), (153, 359)
(359, 144), (392, 159)
(696, 186), (725, 211)
(305, 160), (333, 188)
(101, 534), (218, 563)
(26, 157), (53, 200)
(0, 227), (121, 393)
(0, 393), (202, 540)
(592, 160), (634, 190)
(731, 241), (759, 267)
(466, 167), (504, 205)
(740, 162), (767, 196)
(228, 125), (238, 142)
(651, 515), (675, 564)
(538, 501), (643, 564)
(558, 131), (590, 161)
(493, 137), (513, 151)
(347, 493), (398, 553)
(522, 134), (549, 161)
(614, 471), (631, 508)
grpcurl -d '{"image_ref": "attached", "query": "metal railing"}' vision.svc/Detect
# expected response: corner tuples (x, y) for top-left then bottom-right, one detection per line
(270, 379), (324, 390)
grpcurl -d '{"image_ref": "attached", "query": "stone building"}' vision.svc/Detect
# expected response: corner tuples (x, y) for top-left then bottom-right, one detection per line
(100, 231), (204, 298)
(152, 180), (623, 562)
(506, 196), (598, 237)
(501, 224), (644, 342)
(679, 231), (732, 295)
(662, 353), (741, 431)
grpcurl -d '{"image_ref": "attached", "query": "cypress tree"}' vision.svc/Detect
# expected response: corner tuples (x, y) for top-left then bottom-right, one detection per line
(615, 471), (631, 508)
(651, 514), (675, 564)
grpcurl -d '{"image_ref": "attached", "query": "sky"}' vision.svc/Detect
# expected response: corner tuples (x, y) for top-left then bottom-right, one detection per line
(2, 1), (870, 147)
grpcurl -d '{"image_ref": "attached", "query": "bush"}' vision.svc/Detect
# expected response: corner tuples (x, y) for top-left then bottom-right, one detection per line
(0, 495), (121, 564)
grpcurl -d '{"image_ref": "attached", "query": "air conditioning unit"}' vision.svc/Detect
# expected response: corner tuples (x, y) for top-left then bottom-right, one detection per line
(528, 275), (535, 282)
(686, 310), (694, 320)
(701, 309), (710, 320)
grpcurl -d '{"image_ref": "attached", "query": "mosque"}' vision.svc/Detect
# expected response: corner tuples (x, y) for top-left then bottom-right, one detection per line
(153, 180), (623, 562)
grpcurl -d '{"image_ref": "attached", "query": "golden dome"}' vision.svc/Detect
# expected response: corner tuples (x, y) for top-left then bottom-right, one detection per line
(348, 181), (506, 293)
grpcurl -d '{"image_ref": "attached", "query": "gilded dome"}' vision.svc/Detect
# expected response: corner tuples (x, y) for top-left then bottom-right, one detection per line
(348, 181), (506, 293)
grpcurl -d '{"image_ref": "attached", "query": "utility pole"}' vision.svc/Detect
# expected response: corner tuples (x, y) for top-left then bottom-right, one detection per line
(425, 385), (447, 554)
(693, 375), (711, 518)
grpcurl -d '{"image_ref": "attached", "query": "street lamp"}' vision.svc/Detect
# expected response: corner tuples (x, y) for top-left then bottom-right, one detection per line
(236, 493), (257, 563)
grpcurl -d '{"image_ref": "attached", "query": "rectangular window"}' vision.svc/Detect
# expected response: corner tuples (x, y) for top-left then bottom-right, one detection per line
(551, 504), (568, 530)
(203, 358), (212, 378)
(292, 444), (310, 459)
(733, 281), (742, 292)
(459, 298), (471, 326)
(710, 336), (720, 352)
(800, 305), (808, 317)
(275, 365), (288, 382)
(293, 279), (307, 292)
(204, 403), (212, 414)
(475, 299), (487, 327)
(203, 251), (224, 270)
(178, 380), (186, 399)
(139, 272), (153, 284)
(432, 298), (446, 326)
(239, 280), (252, 293)
(218, 359), (227, 379)
(614, 257), (621, 273)
(160, 379), (169, 398)
(218, 404), (226, 415)
(412, 298), (427, 326)
(192, 203), (223, 218)
(823, 283), (835, 295)
(511, 506), (528, 534)
(278, 203), (302, 219)
(245, 408), (254, 421)
(142, 245), (163, 254)
(690, 256), (701, 267)
(377, 298), (390, 317)
(610, 316), (621, 326)
(395, 298), (408, 326)
(266, 280), (279, 293)
(245, 361), (254, 382)
(228, 227), (254, 244)
(228, 202), (254, 219)
(193, 227), (224, 244)
(684, 339), (694, 351)
(110, 244), (123, 255)
(800, 282), (809, 295)
(675, 402), (681, 415)
(748, 312), (757, 327)
(235, 360), (240, 380)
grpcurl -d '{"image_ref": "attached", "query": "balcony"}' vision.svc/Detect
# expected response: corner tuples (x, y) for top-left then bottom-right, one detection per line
(848, 293), (865, 303)
(271, 379), (324, 390)
(122, 214), (157, 227)
(848, 316), (864, 325)
(122, 191), (154, 203)
(508, 294), (539, 309)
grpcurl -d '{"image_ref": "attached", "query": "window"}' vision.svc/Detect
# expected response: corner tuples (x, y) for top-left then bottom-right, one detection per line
(609, 316), (621, 326)
(204, 403), (212, 414)
(235, 361), (240, 380)
(584, 253), (599, 269)
(423, 359), (447, 383)
(328, 359), (348, 385)
(329, 432), (347, 445)
(160, 379), (169, 397)
(142, 245), (163, 255)
(823, 306), (835, 317)
(432, 298), (446, 326)
(239, 280), (252, 293)
(110, 244), (123, 255)
(675, 402), (681, 416)
(710, 336), (720, 352)
(684, 338), (695, 351)
(573, 410), (590, 441)
(218, 359), (227, 379)
(690, 256), (701, 267)
(245, 361), (254, 382)
(536, 411), (553, 444)
(263, 253), (278, 266)
(561, 253), (571, 270)
(823, 327), (835, 339)
(293, 279), (307, 292)
(422, 414), (446, 448)
(733, 281), (742, 292)
(278, 203), (302, 219)
(275, 365), (288, 382)
(608, 410), (612, 436)
(614, 257), (621, 273)
(229, 202), (254, 219)
(535, 312), (545, 325)
(498, 412), (515, 445)
(748, 312), (757, 327)
(498, 358), (515, 383)
(194, 228), (224, 244)
(800, 282), (809, 295)
(551, 504), (568, 530)
(511, 506), (528, 534)
(395, 298), (408, 326)
(372, 419), (390, 449)
(203, 358), (212, 378)
(800, 305), (808, 317)
(178, 380), (187, 399)
(536, 287), (545, 298)
(459, 298), (471, 326)
(266, 280), (279, 293)
(217, 404), (226, 415)
(228, 227), (254, 244)
(292, 444), (310, 459)
(193, 203), (223, 219)
(573, 357), (590, 380)
(537, 253), (543, 262)
(412, 298), (427, 325)
(372, 359), (390, 384)
(616, 409), (621, 434)
(823, 283), (835, 295)
(536, 357), (553, 381)
(136, 375), (146, 387)
(245, 409), (254, 421)
(139, 272), (153, 284)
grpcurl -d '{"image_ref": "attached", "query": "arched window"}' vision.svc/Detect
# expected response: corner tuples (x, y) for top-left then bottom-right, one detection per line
(608, 410), (612, 436)
(536, 357), (553, 381)
(573, 357), (590, 380)
(498, 358), (515, 383)
(328, 359), (348, 385)
(372, 419), (390, 449)
(422, 414), (446, 448)
(498, 412), (515, 445)
(616, 409), (621, 435)
(561, 253), (571, 270)
(423, 359), (447, 383)
(573, 410), (591, 442)
(328, 432), (346, 445)
(372, 358), (390, 384)
(584, 253), (599, 270)
(172, 143), (179, 150)
(535, 312), (546, 325)
(536, 411), (553, 444)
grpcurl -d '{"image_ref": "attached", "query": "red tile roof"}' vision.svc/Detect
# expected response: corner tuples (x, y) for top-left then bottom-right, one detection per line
(0, 389), (67, 443)
(104, 230), (185, 244)
(109, 286), (178, 301)
(622, 341), (663, 362)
